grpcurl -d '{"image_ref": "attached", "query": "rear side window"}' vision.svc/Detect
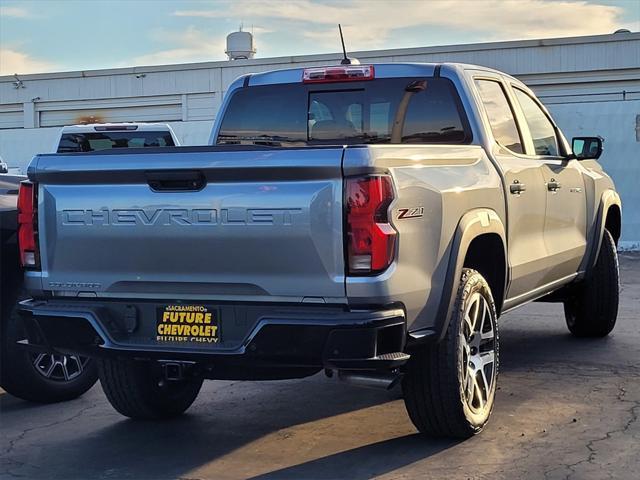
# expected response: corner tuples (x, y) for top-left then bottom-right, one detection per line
(216, 77), (471, 146)
(474, 80), (523, 154)
(512, 88), (559, 156)
(57, 131), (175, 153)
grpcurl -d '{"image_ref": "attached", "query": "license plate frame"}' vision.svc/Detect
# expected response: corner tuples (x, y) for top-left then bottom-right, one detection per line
(155, 304), (220, 344)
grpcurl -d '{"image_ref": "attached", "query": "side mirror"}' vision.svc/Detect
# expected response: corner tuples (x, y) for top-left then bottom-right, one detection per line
(571, 136), (603, 160)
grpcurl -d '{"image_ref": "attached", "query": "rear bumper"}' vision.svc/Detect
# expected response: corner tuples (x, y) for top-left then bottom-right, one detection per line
(18, 299), (409, 378)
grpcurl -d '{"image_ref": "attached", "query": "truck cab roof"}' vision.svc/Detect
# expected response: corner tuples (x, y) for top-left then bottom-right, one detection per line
(235, 62), (526, 88)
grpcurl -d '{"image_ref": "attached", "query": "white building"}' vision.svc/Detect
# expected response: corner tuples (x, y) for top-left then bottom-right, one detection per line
(0, 32), (638, 246)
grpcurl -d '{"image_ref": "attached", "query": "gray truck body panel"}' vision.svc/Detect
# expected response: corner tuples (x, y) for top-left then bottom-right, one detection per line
(28, 147), (346, 303)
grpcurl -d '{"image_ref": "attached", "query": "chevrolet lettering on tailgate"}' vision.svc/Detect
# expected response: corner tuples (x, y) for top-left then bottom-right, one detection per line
(61, 208), (303, 226)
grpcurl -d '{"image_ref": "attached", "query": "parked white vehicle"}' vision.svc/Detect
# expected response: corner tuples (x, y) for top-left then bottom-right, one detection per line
(52, 123), (180, 153)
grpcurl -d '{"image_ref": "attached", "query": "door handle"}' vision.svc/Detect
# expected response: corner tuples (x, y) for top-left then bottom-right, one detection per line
(510, 181), (526, 194)
(146, 170), (206, 192)
(547, 179), (562, 192)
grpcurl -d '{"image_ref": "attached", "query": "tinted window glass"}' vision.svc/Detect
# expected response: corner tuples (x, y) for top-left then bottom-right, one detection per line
(217, 84), (308, 146)
(513, 88), (559, 156)
(475, 80), (523, 154)
(57, 131), (175, 153)
(217, 77), (471, 146)
(309, 90), (364, 140)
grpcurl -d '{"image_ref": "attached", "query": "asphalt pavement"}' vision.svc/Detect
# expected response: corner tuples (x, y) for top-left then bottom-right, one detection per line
(2, 253), (639, 480)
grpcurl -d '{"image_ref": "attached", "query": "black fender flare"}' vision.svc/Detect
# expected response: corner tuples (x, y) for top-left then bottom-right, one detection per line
(582, 189), (622, 271)
(433, 208), (507, 342)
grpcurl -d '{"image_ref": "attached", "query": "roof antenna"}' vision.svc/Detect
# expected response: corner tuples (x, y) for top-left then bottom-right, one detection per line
(338, 24), (359, 65)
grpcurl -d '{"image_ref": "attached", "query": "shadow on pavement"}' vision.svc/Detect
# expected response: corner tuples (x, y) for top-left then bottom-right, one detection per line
(498, 324), (632, 373)
(0, 391), (58, 414)
(10, 377), (458, 480)
(249, 434), (458, 480)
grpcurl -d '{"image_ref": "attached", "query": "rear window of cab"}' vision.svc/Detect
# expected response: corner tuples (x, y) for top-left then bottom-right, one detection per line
(216, 77), (472, 147)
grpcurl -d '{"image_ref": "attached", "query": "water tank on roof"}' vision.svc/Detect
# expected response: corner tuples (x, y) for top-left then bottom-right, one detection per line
(226, 30), (256, 60)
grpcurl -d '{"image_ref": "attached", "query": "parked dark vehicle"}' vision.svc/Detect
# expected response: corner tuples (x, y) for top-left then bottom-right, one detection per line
(1, 174), (98, 402)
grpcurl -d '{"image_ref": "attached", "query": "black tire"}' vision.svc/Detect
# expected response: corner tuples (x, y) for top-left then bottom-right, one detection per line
(0, 298), (98, 403)
(402, 268), (499, 438)
(564, 229), (619, 337)
(98, 357), (203, 419)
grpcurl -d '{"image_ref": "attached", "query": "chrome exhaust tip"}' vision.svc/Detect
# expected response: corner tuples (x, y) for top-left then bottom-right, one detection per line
(337, 370), (402, 390)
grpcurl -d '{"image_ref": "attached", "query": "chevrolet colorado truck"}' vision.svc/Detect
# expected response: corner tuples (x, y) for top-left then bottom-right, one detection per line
(17, 63), (621, 437)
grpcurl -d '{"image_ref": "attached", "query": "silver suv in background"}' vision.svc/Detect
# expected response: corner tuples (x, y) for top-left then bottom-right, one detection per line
(52, 122), (180, 153)
(1, 122), (180, 403)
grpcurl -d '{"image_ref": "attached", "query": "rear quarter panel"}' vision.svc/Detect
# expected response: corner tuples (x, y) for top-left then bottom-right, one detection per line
(343, 145), (504, 333)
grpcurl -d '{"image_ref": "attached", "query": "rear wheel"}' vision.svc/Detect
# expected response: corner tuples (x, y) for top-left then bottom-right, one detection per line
(564, 229), (619, 337)
(98, 357), (203, 420)
(402, 268), (499, 438)
(1, 298), (98, 403)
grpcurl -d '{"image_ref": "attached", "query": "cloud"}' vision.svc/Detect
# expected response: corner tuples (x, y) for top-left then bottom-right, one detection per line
(0, 5), (31, 18)
(174, 0), (630, 50)
(0, 48), (57, 75)
(174, 9), (225, 19)
(249, 26), (273, 35)
(133, 26), (226, 66)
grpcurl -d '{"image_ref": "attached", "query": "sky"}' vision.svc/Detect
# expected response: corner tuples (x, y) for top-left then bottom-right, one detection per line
(1, 0), (639, 75)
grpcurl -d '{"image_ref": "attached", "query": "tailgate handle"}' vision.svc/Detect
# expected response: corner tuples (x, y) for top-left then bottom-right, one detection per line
(146, 170), (206, 192)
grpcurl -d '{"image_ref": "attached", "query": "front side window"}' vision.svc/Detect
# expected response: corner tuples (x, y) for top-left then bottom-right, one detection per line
(513, 88), (559, 156)
(217, 77), (471, 146)
(474, 80), (523, 154)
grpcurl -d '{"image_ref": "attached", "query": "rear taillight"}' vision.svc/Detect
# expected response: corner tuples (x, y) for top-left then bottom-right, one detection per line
(17, 181), (39, 268)
(346, 175), (396, 275)
(302, 65), (374, 83)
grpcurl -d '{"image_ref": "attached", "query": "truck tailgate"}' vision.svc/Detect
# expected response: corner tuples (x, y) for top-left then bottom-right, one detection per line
(32, 147), (346, 301)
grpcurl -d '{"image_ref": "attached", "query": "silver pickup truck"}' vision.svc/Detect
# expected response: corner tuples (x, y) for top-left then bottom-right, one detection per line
(17, 63), (621, 438)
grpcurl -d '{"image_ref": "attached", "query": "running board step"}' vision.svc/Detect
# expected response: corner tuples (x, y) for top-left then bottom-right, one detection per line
(325, 351), (410, 370)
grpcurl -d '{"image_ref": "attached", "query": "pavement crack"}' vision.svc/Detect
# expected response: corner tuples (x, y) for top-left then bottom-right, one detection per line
(2, 401), (98, 462)
(564, 385), (639, 479)
(1, 401), (98, 478)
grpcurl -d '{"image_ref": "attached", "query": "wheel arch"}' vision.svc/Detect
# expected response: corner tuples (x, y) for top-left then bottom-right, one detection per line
(583, 190), (622, 271)
(434, 209), (507, 342)
(605, 204), (621, 245)
(463, 233), (507, 315)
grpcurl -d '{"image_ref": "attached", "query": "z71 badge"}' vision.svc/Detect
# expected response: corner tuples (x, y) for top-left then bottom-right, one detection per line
(397, 207), (424, 219)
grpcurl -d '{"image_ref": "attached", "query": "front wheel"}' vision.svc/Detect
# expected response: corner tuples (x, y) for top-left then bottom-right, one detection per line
(98, 357), (203, 420)
(402, 268), (499, 438)
(564, 229), (619, 337)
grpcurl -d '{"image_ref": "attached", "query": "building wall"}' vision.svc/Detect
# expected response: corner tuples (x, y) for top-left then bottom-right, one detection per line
(0, 33), (638, 244)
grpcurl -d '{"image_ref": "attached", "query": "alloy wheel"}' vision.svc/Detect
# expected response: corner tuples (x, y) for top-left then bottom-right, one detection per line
(460, 291), (497, 414)
(31, 353), (90, 382)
